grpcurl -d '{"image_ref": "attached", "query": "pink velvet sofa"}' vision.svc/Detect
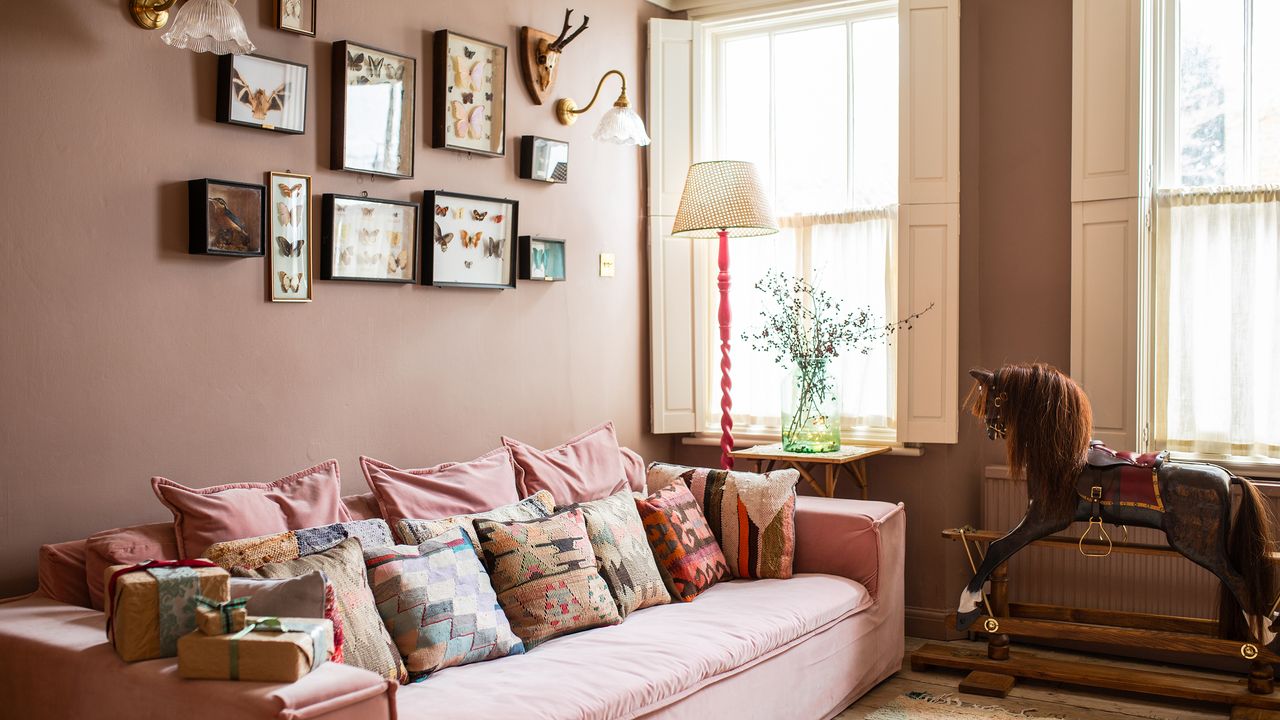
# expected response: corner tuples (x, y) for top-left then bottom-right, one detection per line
(0, 492), (904, 720)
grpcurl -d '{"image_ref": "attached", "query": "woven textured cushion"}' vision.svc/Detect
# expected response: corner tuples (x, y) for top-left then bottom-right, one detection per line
(647, 462), (799, 580)
(475, 508), (621, 647)
(364, 527), (523, 680)
(503, 422), (627, 505)
(202, 519), (393, 570)
(152, 460), (350, 558)
(84, 522), (179, 610)
(569, 491), (670, 617)
(234, 537), (407, 683)
(395, 490), (555, 548)
(634, 483), (731, 602)
(359, 449), (523, 529)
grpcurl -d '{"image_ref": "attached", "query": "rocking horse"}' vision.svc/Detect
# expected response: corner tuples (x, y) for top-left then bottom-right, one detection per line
(955, 363), (1280, 649)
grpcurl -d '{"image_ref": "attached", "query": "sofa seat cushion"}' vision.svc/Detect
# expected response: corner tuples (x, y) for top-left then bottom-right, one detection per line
(397, 573), (872, 719)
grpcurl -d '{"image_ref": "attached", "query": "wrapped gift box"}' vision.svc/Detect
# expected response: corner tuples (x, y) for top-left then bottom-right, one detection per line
(178, 617), (334, 683)
(195, 596), (248, 635)
(105, 561), (230, 662)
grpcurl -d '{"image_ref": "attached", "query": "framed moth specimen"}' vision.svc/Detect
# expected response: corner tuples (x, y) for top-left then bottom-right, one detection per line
(424, 190), (518, 289)
(276, 0), (316, 36)
(268, 171), (313, 302)
(332, 41), (416, 179)
(433, 30), (508, 157)
(519, 136), (569, 183)
(189, 178), (266, 257)
(320, 194), (419, 284)
(216, 54), (308, 134)
(519, 236), (566, 281)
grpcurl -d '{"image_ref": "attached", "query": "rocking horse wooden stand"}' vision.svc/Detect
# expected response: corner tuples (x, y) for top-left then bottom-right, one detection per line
(911, 363), (1280, 719)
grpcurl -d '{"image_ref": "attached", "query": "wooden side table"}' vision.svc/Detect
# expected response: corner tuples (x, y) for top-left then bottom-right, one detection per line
(728, 443), (891, 499)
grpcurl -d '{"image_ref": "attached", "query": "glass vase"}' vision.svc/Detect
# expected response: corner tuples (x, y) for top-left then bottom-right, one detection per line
(781, 358), (841, 453)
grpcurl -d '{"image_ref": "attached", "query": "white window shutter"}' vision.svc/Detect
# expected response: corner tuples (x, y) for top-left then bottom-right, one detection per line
(896, 0), (961, 444)
(648, 18), (699, 433)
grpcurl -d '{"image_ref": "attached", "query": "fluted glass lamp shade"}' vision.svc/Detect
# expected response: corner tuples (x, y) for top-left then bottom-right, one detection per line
(671, 161), (778, 238)
(162, 0), (255, 54)
(594, 105), (651, 146)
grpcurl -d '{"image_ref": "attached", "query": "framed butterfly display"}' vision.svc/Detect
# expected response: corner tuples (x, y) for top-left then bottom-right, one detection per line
(188, 178), (266, 257)
(275, 0), (316, 36)
(424, 190), (518, 289)
(320, 194), (419, 284)
(432, 30), (507, 157)
(332, 41), (416, 179)
(268, 172), (312, 302)
(519, 236), (566, 282)
(216, 54), (308, 134)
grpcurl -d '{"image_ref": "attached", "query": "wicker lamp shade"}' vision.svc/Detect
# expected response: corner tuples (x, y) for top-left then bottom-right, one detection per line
(671, 161), (778, 238)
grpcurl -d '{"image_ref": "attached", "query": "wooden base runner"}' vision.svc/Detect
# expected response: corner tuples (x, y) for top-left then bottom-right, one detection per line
(912, 642), (1280, 716)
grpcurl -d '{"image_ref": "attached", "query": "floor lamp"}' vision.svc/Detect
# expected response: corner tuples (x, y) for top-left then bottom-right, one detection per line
(671, 161), (778, 470)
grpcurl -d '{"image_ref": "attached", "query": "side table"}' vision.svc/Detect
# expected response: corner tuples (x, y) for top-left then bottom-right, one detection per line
(728, 443), (891, 499)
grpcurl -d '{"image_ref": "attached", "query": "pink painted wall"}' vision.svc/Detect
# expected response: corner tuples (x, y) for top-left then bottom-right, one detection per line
(0, 0), (672, 596)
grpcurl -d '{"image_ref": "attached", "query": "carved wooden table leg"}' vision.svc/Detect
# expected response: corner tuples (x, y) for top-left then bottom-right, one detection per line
(1250, 660), (1275, 695)
(988, 561), (1011, 661)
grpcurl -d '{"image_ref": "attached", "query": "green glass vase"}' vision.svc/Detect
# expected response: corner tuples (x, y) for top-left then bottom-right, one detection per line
(781, 358), (841, 453)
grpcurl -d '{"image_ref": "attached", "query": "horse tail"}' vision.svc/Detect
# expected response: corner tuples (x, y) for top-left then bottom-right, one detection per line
(1219, 476), (1278, 640)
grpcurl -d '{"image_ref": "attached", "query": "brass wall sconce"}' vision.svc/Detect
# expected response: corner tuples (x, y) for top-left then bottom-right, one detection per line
(129, 0), (255, 54)
(555, 70), (650, 146)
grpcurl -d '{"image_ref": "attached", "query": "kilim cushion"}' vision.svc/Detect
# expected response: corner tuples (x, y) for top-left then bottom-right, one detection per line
(234, 537), (407, 683)
(634, 483), (731, 602)
(202, 518), (394, 571)
(395, 490), (555, 549)
(647, 463), (799, 580)
(475, 508), (621, 647)
(566, 491), (670, 617)
(364, 527), (523, 680)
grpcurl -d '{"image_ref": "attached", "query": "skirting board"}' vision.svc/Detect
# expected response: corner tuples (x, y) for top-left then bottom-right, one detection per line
(906, 606), (967, 641)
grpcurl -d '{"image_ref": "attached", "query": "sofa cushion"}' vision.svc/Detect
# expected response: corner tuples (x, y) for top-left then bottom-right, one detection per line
(570, 491), (670, 617)
(364, 527), (524, 680)
(37, 538), (90, 608)
(475, 509), (621, 648)
(395, 490), (555, 548)
(202, 518), (393, 570)
(360, 449), (522, 530)
(504, 422), (627, 505)
(83, 523), (180, 611)
(635, 483), (731, 602)
(343, 492), (382, 520)
(152, 459), (349, 558)
(648, 462), (799, 580)
(396, 574), (872, 720)
(619, 447), (647, 494)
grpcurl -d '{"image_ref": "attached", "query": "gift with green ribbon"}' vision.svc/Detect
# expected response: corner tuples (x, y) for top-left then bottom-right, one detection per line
(177, 616), (333, 683)
(194, 595), (249, 635)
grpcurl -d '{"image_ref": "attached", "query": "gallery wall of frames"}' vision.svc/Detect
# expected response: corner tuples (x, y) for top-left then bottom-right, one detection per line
(195, 11), (580, 303)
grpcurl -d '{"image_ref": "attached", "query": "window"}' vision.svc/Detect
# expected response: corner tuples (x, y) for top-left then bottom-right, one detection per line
(700, 2), (899, 441)
(1151, 0), (1280, 458)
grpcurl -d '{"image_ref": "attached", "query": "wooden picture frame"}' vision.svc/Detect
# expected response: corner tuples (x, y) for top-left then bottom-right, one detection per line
(320, 194), (419, 284)
(332, 41), (416, 178)
(189, 178), (266, 257)
(519, 236), (566, 281)
(268, 171), (313, 302)
(519, 136), (569, 183)
(432, 30), (508, 157)
(275, 0), (316, 36)
(217, 54), (308, 135)
(423, 190), (518, 289)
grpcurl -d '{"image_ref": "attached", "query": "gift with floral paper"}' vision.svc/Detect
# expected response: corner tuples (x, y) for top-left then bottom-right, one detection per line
(104, 559), (230, 662)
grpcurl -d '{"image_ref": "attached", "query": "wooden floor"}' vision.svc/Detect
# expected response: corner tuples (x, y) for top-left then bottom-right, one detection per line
(836, 637), (1233, 719)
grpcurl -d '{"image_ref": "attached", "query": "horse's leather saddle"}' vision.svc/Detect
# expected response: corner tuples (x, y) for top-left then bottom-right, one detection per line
(1076, 441), (1168, 511)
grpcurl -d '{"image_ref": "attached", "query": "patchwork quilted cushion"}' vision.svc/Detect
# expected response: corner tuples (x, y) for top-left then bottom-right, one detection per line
(395, 491), (555, 549)
(202, 519), (394, 570)
(634, 483), (731, 602)
(364, 527), (523, 680)
(647, 463), (799, 580)
(569, 491), (670, 617)
(234, 537), (407, 683)
(475, 508), (621, 647)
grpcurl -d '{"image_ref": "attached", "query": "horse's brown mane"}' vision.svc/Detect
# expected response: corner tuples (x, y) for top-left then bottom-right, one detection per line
(967, 363), (1092, 518)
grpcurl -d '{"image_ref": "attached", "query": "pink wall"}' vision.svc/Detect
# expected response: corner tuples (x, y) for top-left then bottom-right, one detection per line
(0, 0), (671, 596)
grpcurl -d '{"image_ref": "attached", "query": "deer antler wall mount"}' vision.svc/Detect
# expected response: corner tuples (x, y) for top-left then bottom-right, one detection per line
(519, 8), (589, 105)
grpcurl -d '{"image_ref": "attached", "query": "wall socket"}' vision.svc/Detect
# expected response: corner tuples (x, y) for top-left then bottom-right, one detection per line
(598, 253), (616, 277)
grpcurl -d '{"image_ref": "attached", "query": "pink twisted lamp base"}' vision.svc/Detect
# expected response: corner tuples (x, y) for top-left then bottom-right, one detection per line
(717, 229), (734, 471)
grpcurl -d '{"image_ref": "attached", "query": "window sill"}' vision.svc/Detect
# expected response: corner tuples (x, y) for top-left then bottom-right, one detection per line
(680, 432), (925, 457)
(985, 454), (1280, 482)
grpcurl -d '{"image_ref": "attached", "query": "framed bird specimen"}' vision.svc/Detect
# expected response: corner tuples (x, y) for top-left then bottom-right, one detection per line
(216, 54), (308, 135)
(320, 194), (419, 284)
(433, 30), (508, 157)
(189, 178), (266, 257)
(275, 0), (316, 37)
(332, 41), (416, 179)
(268, 171), (313, 302)
(423, 190), (518, 289)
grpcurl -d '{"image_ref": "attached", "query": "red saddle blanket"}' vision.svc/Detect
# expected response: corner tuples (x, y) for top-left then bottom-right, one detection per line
(1077, 442), (1166, 511)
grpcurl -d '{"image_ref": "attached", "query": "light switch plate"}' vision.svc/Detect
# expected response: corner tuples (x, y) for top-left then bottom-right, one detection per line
(598, 253), (616, 277)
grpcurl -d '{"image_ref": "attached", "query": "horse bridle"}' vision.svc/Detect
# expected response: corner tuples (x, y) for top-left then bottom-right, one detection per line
(983, 376), (1009, 440)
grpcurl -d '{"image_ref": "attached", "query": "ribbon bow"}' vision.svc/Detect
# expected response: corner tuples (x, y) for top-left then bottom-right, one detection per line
(196, 595), (248, 634)
(227, 617), (330, 681)
(104, 558), (219, 643)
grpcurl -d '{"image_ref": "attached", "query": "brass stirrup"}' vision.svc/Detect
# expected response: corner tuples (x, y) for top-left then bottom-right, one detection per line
(1079, 518), (1112, 558)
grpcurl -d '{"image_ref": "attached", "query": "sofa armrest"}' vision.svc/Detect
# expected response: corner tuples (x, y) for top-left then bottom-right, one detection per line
(793, 496), (905, 601)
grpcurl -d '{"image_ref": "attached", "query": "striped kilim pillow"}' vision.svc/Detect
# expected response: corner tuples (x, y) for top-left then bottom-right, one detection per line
(646, 462), (798, 580)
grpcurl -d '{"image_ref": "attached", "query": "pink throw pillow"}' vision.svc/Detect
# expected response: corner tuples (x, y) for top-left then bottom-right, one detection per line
(359, 448), (521, 528)
(84, 522), (179, 610)
(152, 459), (349, 559)
(504, 422), (627, 505)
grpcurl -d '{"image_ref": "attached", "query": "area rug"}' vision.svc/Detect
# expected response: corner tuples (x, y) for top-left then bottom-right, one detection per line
(864, 691), (1070, 719)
